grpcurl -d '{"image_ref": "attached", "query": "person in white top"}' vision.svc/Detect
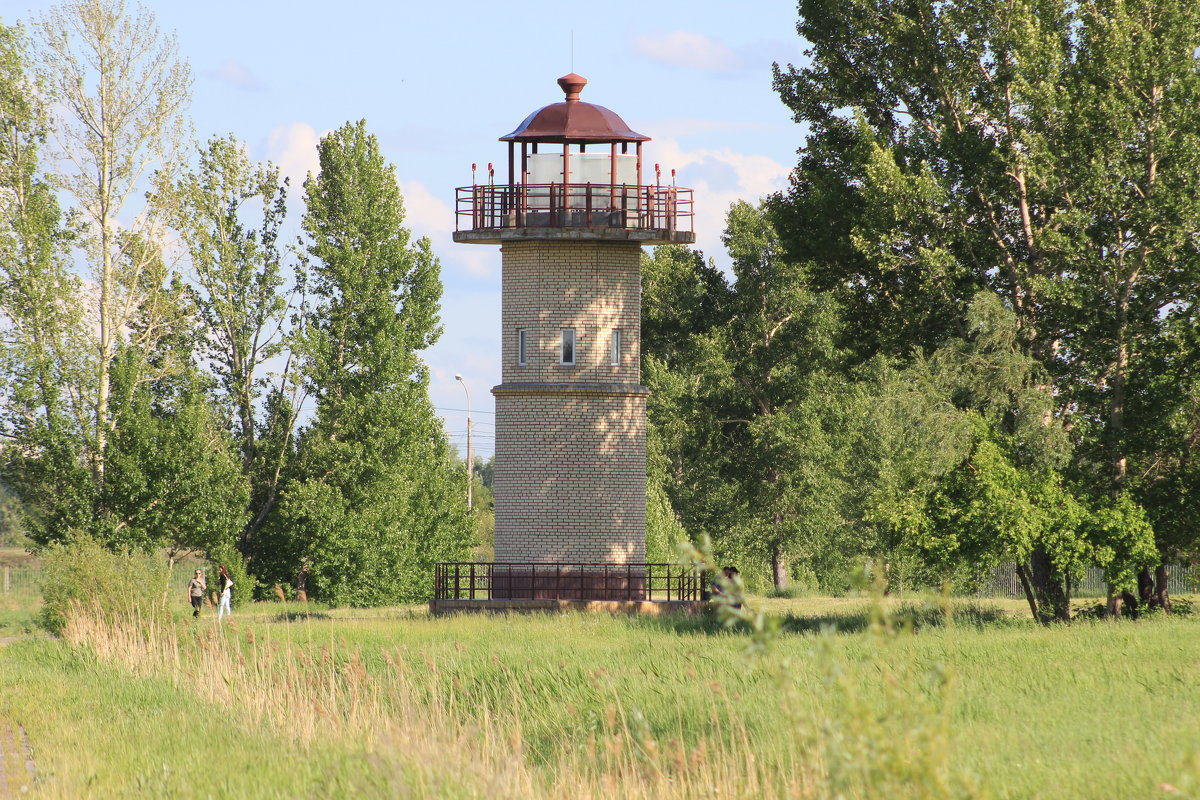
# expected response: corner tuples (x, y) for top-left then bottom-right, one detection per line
(217, 565), (233, 622)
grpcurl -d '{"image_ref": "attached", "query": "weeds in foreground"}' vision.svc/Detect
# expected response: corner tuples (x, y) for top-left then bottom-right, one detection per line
(57, 578), (978, 800)
(681, 538), (975, 799)
(62, 596), (803, 798)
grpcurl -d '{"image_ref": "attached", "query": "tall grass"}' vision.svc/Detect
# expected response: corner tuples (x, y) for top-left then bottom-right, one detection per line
(51, 588), (986, 800)
(59, 602), (799, 797)
(10, 582), (1196, 798)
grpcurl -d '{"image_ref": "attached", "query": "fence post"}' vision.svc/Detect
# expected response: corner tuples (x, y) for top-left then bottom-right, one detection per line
(2, 566), (8, 593)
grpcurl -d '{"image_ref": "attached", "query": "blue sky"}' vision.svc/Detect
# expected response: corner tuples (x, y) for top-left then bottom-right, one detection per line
(2, 0), (810, 457)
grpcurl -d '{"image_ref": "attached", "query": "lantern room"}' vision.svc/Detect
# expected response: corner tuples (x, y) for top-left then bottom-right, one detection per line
(453, 74), (694, 244)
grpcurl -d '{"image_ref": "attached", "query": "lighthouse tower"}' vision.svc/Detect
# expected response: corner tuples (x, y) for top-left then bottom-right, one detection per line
(452, 74), (693, 600)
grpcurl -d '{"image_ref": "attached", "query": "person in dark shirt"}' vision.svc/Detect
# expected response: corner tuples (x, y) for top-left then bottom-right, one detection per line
(187, 569), (206, 618)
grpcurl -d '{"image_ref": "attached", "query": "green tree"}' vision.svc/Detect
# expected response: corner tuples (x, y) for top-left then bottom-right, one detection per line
(262, 120), (470, 605)
(33, 0), (192, 490)
(156, 134), (294, 552)
(101, 345), (249, 559)
(1127, 311), (1200, 608)
(642, 207), (853, 591)
(772, 0), (1200, 610)
(714, 201), (848, 590)
(0, 20), (91, 543)
(642, 243), (736, 563)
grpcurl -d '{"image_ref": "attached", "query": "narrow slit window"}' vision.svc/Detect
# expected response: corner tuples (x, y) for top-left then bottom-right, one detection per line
(517, 329), (527, 365)
(561, 329), (575, 365)
(610, 329), (622, 365)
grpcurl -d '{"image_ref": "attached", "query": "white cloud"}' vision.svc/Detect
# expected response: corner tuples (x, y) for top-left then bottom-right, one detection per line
(650, 139), (792, 268)
(399, 179), (495, 280)
(630, 31), (743, 72)
(265, 123), (323, 190)
(209, 60), (264, 91)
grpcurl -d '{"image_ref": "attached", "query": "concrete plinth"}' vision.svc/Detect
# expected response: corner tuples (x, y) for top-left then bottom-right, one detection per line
(429, 598), (707, 615)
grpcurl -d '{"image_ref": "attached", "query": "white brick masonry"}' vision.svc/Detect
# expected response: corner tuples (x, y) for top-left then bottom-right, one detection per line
(492, 240), (647, 563)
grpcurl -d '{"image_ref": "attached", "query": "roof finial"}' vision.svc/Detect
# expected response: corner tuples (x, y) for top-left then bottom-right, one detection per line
(558, 73), (587, 103)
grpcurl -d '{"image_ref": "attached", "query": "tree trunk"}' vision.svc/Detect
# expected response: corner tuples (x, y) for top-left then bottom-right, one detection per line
(1030, 547), (1070, 622)
(771, 546), (789, 592)
(238, 391), (256, 470)
(1105, 583), (1122, 620)
(95, 215), (112, 491)
(295, 563), (309, 603)
(1121, 590), (1140, 619)
(1154, 564), (1172, 613)
(1016, 562), (1043, 624)
(1137, 566), (1155, 607)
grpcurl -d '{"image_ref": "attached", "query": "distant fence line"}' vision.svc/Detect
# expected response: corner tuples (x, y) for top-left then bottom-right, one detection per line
(2, 564), (38, 595)
(1, 561), (198, 597)
(975, 563), (1199, 599)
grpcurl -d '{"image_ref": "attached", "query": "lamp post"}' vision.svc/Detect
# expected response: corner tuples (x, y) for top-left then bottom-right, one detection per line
(455, 373), (473, 510)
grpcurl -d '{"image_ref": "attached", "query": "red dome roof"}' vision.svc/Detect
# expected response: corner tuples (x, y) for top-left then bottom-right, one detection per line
(499, 74), (650, 144)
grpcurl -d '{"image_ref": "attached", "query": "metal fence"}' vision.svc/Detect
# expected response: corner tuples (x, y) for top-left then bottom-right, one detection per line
(1, 564), (41, 596)
(974, 563), (1199, 598)
(434, 562), (707, 603)
(1, 560), (204, 599)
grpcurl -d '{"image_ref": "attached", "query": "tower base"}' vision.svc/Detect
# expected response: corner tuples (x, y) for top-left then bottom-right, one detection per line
(429, 598), (707, 615)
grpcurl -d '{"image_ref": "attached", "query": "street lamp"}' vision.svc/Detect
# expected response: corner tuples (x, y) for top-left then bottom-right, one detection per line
(455, 373), (473, 510)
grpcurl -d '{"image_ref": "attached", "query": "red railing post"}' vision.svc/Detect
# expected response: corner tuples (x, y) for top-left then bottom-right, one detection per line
(455, 183), (690, 235)
(521, 175), (528, 226)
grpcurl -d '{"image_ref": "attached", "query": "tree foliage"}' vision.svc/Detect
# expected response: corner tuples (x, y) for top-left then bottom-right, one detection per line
(33, 0), (193, 488)
(258, 120), (470, 605)
(759, 0), (1200, 615)
(155, 134), (294, 550)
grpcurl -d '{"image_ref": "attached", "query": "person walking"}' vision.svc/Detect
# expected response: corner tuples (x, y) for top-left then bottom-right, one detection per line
(188, 569), (206, 618)
(217, 565), (233, 622)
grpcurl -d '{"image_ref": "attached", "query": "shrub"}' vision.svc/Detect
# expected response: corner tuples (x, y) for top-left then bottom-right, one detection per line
(38, 535), (172, 634)
(204, 542), (255, 608)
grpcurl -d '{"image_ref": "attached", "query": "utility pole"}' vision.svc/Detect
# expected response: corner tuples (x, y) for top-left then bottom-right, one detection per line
(455, 374), (473, 510)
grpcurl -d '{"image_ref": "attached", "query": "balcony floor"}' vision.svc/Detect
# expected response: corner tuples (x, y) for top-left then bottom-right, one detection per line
(453, 226), (695, 245)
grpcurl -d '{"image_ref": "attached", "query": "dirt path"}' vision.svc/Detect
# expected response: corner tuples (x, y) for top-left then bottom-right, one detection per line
(0, 720), (35, 797)
(0, 636), (46, 796)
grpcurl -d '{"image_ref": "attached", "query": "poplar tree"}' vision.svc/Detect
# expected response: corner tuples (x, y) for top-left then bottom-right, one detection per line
(3, 8), (247, 560)
(0, 21), (90, 538)
(262, 120), (470, 605)
(33, 0), (192, 490)
(156, 135), (294, 550)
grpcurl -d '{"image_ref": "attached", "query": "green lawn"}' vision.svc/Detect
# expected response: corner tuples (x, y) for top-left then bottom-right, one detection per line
(1, 595), (1198, 798)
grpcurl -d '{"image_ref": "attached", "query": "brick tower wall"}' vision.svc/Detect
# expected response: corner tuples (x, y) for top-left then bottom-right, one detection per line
(492, 240), (647, 564)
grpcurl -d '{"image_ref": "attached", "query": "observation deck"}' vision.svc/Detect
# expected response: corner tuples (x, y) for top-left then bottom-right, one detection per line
(452, 181), (694, 244)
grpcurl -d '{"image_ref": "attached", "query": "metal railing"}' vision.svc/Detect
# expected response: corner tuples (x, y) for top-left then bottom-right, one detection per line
(434, 562), (706, 602)
(455, 183), (693, 234)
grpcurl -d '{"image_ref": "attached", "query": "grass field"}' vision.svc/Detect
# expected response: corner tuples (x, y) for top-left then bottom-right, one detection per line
(0, 548), (39, 638)
(1, 591), (1198, 798)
